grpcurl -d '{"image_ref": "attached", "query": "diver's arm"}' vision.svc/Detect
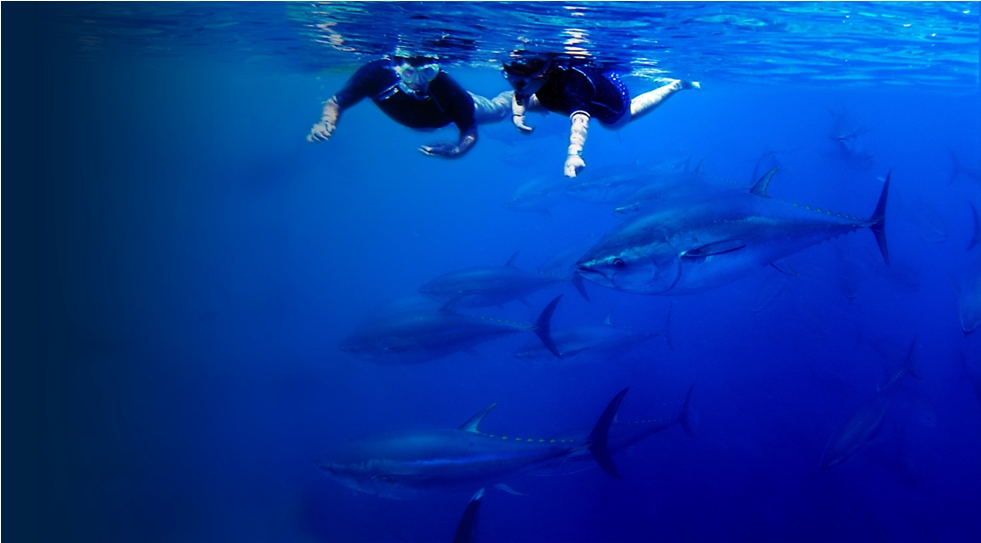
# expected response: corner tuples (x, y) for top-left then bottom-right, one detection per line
(308, 61), (381, 142)
(308, 97), (341, 142)
(511, 93), (541, 133)
(564, 111), (589, 177)
(419, 125), (478, 158)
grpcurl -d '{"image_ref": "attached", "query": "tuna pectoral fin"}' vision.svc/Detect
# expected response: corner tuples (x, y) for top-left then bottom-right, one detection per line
(570, 273), (591, 301)
(868, 172), (890, 265)
(683, 240), (747, 258)
(492, 483), (527, 496)
(534, 295), (564, 359)
(771, 259), (799, 276)
(452, 488), (485, 543)
(588, 388), (630, 480)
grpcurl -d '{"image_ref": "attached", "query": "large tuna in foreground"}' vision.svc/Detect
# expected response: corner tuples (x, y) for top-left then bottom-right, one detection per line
(576, 168), (890, 295)
(316, 387), (693, 499)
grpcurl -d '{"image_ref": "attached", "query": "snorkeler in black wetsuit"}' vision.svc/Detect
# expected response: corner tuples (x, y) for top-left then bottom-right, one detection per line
(308, 55), (512, 158)
(502, 54), (700, 177)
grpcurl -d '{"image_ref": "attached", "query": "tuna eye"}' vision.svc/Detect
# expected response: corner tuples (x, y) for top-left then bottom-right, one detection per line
(612, 258), (625, 268)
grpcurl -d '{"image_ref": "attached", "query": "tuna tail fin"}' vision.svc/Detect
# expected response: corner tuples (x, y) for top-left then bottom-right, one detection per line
(588, 388), (629, 480)
(534, 295), (563, 359)
(968, 202), (980, 251)
(570, 273), (590, 301)
(868, 171), (890, 265)
(904, 336), (921, 380)
(452, 488), (485, 543)
(678, 385), (695, 437)
(662, 302), (675, 352)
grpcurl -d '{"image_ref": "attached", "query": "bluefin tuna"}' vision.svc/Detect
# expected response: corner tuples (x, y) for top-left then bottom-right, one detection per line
(576, 169), (890, 295)
(820, 338), (920, 470)
(566, 157), (690, 204)
(420, 252), (589, 308)
(316, 387), (693, 498)
(611, 161), (740, 219)
(339, 296), (563, 364)
(505, 175), (570, 215)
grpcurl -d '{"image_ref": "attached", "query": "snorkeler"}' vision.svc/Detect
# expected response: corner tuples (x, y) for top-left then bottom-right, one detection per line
(502, 54), (700, 177)
(308, 54), (512, 158)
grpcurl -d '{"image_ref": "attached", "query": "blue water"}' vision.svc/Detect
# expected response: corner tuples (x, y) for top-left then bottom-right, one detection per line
(3, 2), (980, 542)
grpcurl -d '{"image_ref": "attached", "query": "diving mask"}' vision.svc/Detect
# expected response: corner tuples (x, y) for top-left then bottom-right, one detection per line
(395, 62), (440, 90)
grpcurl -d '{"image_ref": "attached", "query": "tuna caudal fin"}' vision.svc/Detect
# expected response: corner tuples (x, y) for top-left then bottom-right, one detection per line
(452, 488), (485, 543)
(570, 273), (590, 301)
(903, 336), (921, 380)
(868, 171), (890, 265)
(678, 385), (695, 437)
(534, 295), (563, 359)
(968, 202), (980, 251)
(588, 388), (629, 479)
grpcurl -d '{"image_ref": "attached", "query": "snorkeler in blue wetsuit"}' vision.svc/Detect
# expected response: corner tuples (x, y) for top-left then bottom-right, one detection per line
(502, 54), (700, 177)
(309, 54), (512, 158)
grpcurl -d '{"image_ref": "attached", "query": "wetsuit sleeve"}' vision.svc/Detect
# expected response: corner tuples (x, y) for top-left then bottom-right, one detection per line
(333, 60), (390, 110)
(430, 74), (477, 132)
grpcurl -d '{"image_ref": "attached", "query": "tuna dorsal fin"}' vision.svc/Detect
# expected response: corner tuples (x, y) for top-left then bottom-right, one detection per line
(750, 167), (779, 197)
(694, 159), (705, 173)
(968, 202), (980, 250)
(505, 251), (520, 268)
(603, 310), (613, 326)
(460, 403), (498, 432)
(440, 295), (464, 312)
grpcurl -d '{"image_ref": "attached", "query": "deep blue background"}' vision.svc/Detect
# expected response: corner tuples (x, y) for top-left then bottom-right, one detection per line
(4, 3), (981, 542)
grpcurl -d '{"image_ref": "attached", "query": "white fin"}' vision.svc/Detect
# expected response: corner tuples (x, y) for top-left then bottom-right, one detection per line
(493, 483), (528, 496)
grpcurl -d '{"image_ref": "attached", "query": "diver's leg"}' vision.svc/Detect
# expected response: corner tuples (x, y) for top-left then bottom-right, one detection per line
(470, 90), (515, 124)
(628, 79), (700, 122)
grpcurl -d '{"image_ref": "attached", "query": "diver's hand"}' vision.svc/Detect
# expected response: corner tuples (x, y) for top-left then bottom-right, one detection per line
(307, 98), (340, 142)
(419, 143), (461, 158)
(564, 154), (586, 178)
(307, 120), (335, 142)
(512, 114), (535, 133)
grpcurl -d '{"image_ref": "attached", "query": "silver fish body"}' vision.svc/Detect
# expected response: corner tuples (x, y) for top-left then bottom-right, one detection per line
(577, 170), (889, 295)
(340, 296), (563, 364)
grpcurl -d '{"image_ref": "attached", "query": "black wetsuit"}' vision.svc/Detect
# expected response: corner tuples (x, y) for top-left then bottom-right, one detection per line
(534, 65), (631, 125)
(333, 59), (476, 133)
